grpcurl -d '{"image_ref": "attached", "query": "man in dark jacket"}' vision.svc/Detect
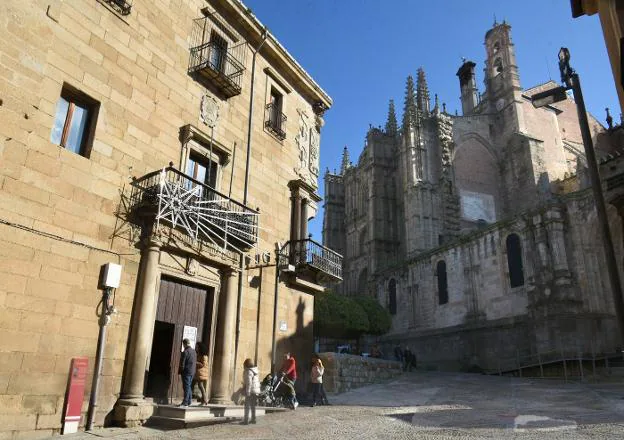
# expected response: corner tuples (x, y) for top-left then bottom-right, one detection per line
(179, 338), (197, 406)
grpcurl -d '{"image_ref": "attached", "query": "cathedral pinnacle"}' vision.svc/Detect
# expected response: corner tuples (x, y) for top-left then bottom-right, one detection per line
(416, 68), (430, 114)
(385, 99), (398, 136)
(340, 146), (351, 175)
(402, 75), (418, 132)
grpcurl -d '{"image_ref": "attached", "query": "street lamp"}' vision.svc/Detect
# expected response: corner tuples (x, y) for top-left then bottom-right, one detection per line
(532, 48), (624, 347)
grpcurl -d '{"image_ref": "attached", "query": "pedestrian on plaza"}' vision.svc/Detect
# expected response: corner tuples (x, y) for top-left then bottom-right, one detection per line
(394, 344), (404, 362)
(310, 357), (324, 407)
(195, 343), (209, 405)
(279, 352), (299, 409)
(242, 358), (261, 425)
(311, 354), (330, 405)
(403, 346), (413, 372)
(178, 339), (196, 407)
(370, 344), (383, 359)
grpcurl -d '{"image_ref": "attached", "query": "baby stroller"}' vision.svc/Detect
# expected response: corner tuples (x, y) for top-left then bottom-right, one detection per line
(257, 373), (296, 409)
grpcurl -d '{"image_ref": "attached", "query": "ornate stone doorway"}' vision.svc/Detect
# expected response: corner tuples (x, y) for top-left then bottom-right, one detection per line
(145, 277), (216, 404)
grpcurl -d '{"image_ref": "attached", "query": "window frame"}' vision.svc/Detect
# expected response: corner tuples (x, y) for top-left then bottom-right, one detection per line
(179, 124), (232, 194)
(50, 83), (100, 158)
(263, 70), (290, 141)
(436, 260), (449, 305)
(388, 278), (397, 315)
(506, 233), (525, 288)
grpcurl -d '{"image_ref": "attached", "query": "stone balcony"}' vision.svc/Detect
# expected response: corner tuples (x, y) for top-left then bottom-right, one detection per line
(129, 166), (258, 253)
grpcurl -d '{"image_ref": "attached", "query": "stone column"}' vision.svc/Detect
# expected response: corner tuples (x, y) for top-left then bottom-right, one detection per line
(291, 192), (301, 264)
(210, 267), (238, 403)
(120, 237), (161, 399)
(300, 198), (308, 240)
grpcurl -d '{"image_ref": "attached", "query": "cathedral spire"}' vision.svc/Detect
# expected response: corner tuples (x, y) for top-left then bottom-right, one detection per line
(385, 99), (398, 136)
(340, 146), (351, 175)
(416, 68), (430, 114)
(402, 75), (417, 132)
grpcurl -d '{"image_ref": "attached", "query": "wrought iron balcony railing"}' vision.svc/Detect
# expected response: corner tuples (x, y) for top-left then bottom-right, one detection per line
(265, 103), (287, 140)
(129, 166), (258, 253)
(284, 238), (343, 281)
(102, 0), (132, 15)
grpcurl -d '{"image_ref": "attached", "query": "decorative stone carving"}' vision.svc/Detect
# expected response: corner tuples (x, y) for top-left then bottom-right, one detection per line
(200, 94), (219, 128)
(186, 257), (199, 276)
(309, 128), (320, 178)
(295, 109), (311, 184)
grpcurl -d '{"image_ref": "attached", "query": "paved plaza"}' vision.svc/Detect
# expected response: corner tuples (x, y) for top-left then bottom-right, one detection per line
(55, 372), (624, 439)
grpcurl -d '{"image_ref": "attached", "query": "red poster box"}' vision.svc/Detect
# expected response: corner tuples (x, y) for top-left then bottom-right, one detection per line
(62, 357), (89, 434)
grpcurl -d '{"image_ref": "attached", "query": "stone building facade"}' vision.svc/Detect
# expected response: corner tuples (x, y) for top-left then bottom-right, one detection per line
(323, 21), (624, 371)
(0, 0), (339, 437)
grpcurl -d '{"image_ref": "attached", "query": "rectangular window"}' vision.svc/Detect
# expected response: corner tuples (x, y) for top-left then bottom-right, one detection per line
(186, 153), (218, 190)
(209, 30), (228, 73)
(50, 84), (99, 157)
(265, 88), (286, 140)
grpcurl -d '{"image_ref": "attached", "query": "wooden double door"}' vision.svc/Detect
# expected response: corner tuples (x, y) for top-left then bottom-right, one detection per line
(146, 277), (216, 403)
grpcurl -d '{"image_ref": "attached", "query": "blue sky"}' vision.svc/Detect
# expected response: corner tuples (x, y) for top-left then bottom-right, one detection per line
(243, 0), (619, 240)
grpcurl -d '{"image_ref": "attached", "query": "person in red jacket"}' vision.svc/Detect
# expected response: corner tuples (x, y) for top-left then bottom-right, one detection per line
(279, 352), (298, 409)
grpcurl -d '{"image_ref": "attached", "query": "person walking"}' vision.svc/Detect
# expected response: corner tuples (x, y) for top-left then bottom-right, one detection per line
(179, 338), (197, 407)
(279, 352), (298, 409)
(195, 344), (209, 405)
(310, 358), (324, 407)
(242, 358), (260, 425)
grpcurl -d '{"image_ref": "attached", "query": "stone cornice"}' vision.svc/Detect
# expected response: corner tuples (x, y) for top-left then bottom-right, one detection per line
(211, 0), (332, 109)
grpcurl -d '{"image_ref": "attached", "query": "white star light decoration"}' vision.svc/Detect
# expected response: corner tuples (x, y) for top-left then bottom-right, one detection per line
(155, 169), (258, 253)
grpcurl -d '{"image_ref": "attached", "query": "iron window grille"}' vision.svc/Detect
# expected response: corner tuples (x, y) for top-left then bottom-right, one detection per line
(101, 0), (132, 15)
(188, 13), (247, 98)
(265, 102), (287, 140)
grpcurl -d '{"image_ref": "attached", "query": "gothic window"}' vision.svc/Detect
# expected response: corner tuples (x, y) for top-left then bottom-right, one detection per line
(388, 278), (397, 315)
(506, 233), (525, 288)
(437, 260), (448, 305)
(410, 284), (419, 328)
(493, 41), (500, 54)
(359, 227), (367, 255)
(358, 268), (368, 295)
(493, 58), (503, 75)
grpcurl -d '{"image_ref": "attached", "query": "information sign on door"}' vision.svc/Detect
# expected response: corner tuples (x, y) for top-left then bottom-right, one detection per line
(181, 325), (197, 352)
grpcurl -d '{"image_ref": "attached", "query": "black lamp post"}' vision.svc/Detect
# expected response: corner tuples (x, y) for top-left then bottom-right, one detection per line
(532, 48), (624, 347)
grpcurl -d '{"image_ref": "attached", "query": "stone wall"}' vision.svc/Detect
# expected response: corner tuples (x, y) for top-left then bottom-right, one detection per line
(317, 353), (403, 393)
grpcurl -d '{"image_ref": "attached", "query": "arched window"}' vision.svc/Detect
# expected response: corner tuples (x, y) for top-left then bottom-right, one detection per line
(506, 234), (524, 288)
(388, 279), (397, 315)
(437, 260), (448, 305)
(359, 227), (367, 255)
(493, 57), (503, 74)
(493, 41), (500, 54)
(358, 268), (368, 294)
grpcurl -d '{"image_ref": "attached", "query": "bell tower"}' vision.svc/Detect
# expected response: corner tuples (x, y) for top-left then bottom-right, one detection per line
(483, 21), (526, 133)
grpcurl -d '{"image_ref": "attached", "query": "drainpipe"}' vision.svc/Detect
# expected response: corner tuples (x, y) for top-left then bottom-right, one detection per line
(233, 28), (268, 387)
(86, 288), (114, 431)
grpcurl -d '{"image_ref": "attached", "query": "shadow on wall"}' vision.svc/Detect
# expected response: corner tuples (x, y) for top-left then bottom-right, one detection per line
(271, 296), (315, 395)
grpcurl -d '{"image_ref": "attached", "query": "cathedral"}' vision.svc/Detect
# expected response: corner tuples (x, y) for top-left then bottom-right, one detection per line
(322, 21), (624, 371)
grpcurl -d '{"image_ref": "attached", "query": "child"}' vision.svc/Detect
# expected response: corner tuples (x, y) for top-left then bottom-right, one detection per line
(195, 344), (209, 405)
(242, 358), (261, 424)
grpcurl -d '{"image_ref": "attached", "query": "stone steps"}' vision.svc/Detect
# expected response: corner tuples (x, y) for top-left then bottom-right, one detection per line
(147, 404), (288, 429)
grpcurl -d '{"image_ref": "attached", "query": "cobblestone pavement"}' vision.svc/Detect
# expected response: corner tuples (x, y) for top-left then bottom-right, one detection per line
(54, 372), (624, 439)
